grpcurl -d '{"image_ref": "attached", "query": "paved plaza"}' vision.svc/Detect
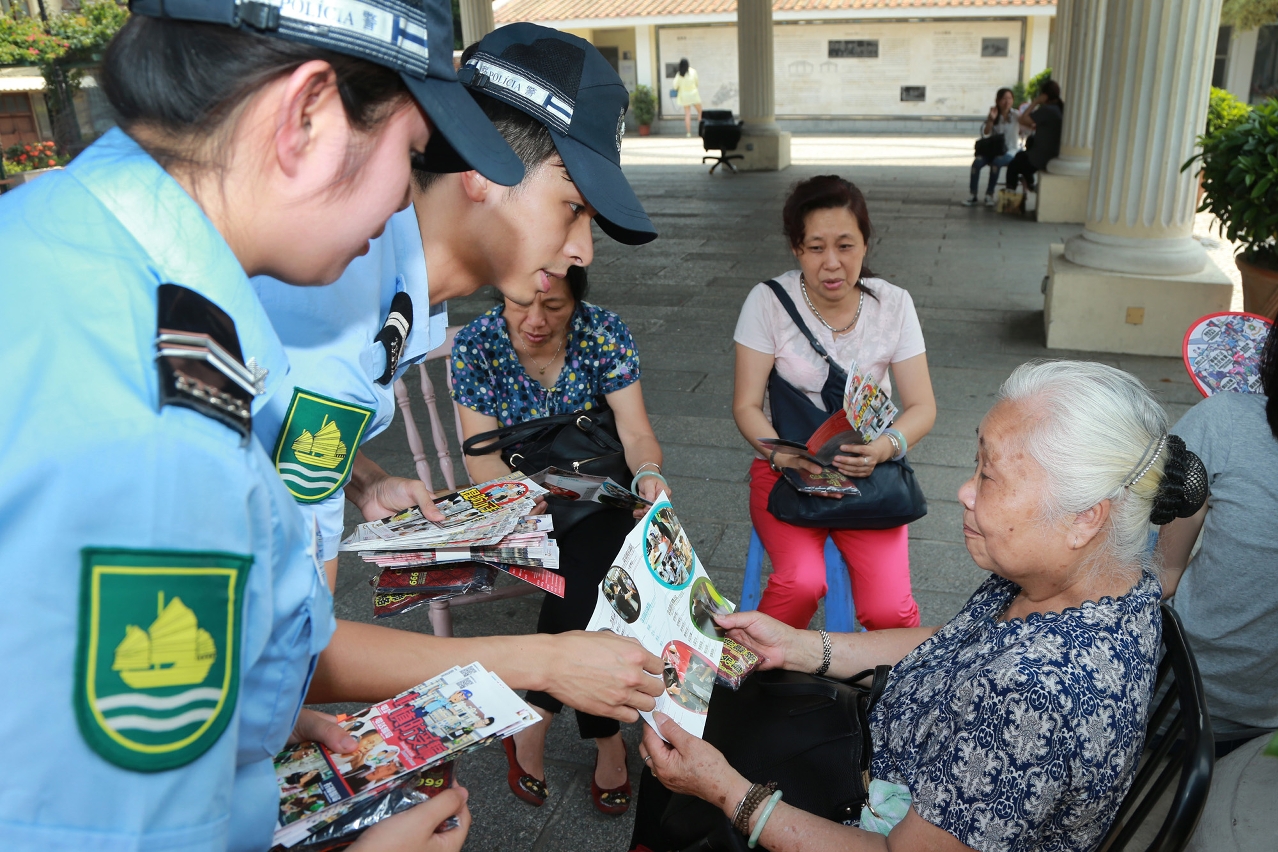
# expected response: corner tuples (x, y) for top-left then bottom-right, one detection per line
(330, 135), (1239, 851)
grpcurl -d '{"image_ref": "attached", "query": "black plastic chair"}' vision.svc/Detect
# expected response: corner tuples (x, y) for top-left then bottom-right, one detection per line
(698, 109), (743, 175)
(1099, 604), (1215, 852)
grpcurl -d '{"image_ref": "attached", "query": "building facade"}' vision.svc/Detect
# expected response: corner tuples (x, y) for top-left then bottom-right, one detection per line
(493, 0), (1056, 130)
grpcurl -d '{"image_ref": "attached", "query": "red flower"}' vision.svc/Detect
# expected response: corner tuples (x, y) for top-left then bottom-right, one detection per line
(47, 159), (56, 166)
(27, 47), (38, 56)
(25, 34), (35, 42)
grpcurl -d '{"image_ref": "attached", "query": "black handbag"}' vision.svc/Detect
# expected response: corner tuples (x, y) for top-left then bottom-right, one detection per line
(761, 281), (927, 530)
(658, 666), (892, 852)
(461, 403), (632, 535)
(974, 132), (1007, 160)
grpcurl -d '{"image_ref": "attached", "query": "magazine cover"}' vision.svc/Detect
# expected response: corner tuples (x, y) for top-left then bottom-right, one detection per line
(530, 467), (650, 512)
(273, 664), (538, 845)
(585, 495), (727, 739)
(341, 474), (547, 552)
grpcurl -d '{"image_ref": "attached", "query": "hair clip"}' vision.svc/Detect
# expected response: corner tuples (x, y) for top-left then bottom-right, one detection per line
(1124, 434), (1168, 489)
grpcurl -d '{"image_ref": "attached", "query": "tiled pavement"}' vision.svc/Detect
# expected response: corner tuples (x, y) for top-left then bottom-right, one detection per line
(325, 135), (1235, 851)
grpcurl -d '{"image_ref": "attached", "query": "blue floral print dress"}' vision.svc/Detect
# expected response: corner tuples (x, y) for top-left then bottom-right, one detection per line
(868, 571), (1162, 852)
(450, 302), (641, 425)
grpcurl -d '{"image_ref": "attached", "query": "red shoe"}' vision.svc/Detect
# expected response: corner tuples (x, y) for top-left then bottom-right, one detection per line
(591, 742), (632, 816)
(503, 737), (548, 807)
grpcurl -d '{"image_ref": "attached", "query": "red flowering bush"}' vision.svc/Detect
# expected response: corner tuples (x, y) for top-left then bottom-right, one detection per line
(3, 140), (68, 174)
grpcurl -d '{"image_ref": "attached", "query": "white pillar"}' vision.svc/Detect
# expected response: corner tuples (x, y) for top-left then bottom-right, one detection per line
(634, 25), (654, 90)
(1047, 0), (1106, 177)
(1065, 0), (1221, 274)
(733, 0), (789, 170)
(1044, 0), (1233, 356)
(458, 0), (494, 49)
(1048, 0), (1075, 93)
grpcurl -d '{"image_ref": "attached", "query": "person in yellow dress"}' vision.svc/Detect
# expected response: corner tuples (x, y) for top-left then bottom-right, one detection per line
(674, 58), (702, 136)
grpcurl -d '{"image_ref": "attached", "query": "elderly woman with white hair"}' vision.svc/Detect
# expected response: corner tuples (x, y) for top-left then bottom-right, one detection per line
(638, 360), (1207, 852)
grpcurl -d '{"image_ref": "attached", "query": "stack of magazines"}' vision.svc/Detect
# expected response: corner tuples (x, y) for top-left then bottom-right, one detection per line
(340, 474), (566, 616)
(272, 663), (539, 849)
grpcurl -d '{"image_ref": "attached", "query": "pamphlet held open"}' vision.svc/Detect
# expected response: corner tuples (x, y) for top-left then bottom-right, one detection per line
(585, 494), (731, 740)
(759, 357), (897, 495)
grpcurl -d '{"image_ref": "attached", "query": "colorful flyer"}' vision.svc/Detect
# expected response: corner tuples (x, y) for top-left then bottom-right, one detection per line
(585, 495), (727, 739)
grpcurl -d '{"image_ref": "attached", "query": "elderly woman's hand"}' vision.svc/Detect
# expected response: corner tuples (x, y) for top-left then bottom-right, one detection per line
(831, 436), (894, 479)
(640, 712), (750, 808)
(713, 610), (804, 672)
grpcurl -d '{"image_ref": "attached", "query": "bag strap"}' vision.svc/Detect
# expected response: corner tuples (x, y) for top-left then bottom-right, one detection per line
(763, 279), (848, 386)
(462, 409), (622, 457)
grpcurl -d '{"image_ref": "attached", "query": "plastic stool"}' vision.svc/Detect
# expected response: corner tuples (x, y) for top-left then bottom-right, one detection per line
(739, 529), (861, 632)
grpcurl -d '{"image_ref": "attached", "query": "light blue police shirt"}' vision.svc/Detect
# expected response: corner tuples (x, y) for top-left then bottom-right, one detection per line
(253, 208), (446, 561)
(0, 128), (335, 851)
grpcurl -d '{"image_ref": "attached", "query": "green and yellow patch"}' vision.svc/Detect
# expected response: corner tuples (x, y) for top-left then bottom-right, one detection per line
(75, 548), (250, 772)
(272, 388), (374, 503)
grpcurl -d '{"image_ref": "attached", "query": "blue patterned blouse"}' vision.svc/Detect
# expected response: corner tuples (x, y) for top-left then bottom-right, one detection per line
(450, 301), (641, 427)
(869, 571), (1162, 852)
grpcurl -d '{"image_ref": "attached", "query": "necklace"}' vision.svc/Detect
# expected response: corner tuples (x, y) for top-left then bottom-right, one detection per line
(519, 330), (565, 376)
(800, 274), (863, 334)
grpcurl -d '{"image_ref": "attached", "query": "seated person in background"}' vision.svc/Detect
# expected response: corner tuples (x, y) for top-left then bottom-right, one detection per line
(1157, 328), (1278, 754)
(1004, 80), (1064, 194)
(962, 87), (1019, 207)
(643, 360), (1203, 852)
(733, 175), (934, 631)
(452, 264), (666, 816)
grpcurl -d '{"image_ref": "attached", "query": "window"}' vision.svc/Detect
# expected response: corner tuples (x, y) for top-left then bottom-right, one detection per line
(1213, 26), (1232, 88)
(1251, 25), (1278, 102)
(665, 63), (679, 78)
(900, 86), (926, 102)
(828, 40), (879, 59)
(981, 38), (1010, 58)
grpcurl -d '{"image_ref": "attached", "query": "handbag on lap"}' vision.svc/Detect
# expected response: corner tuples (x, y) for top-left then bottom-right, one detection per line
(760, 281), (926, 530)
(461, 402), (633, 535)
(973, 132), (1007, 160)
(658, 666), (892, 852)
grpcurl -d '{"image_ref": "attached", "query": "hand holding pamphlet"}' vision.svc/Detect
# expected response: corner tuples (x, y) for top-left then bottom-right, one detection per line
(759, 357), (898, 495)
(272, 663), (538, 849)
(585, 495), (730, 740)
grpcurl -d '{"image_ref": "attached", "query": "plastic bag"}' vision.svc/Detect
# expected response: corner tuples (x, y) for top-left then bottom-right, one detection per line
(716, 638), (761, 690)
(288, 762), (459, 851)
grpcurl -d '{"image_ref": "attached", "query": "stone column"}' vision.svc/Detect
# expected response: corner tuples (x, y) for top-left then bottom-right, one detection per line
(458, 0), (494, 50)
(1047, 0), (1075, 96)
(734, 0), (790, 171)
(1043, 0), (1233, 356)
(1038, 0), (1106, 223)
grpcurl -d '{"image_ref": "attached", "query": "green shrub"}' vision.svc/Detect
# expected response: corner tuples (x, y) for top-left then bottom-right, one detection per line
(1186, 99), (1278, 269)
(631, 84), (656, 126)
(1017, 67), (1052, 106)
(1206, 86), (1250, 138)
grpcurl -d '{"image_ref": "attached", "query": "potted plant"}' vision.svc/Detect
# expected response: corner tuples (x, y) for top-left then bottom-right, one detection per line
(1199, 87), (1251, 205)
(631, 85), (656, 136)
(1186, 98), (1278, 318)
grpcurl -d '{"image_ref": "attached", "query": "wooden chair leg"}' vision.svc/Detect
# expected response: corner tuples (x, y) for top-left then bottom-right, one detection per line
(395, 377), (434, 491)
(428, 599), (454, 637)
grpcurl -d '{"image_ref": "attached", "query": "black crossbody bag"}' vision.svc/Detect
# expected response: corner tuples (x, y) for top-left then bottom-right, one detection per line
(461, 403), (632, 535)
(762, 280), (927, 530)
(657, 665), (893, 852)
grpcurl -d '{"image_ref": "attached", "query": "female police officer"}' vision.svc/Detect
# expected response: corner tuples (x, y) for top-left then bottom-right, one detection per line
(0, 2), (660, 849)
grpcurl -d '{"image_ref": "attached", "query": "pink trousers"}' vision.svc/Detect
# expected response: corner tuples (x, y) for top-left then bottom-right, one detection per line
(749, 458), (921, 631)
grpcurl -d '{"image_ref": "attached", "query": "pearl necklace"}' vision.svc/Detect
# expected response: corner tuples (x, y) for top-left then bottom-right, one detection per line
(800, 274), (863, 335)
